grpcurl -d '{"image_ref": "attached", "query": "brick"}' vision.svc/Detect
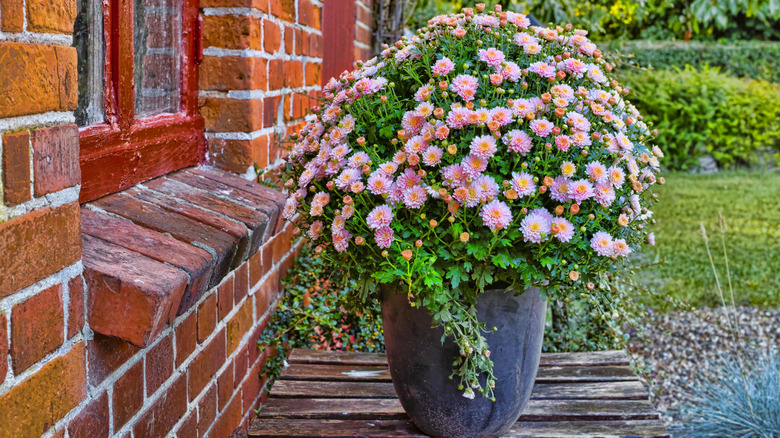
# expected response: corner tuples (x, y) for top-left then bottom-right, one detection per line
(0, 0), (24, 31)
(177, 410), (198, 438)
(227, 299), (252, 356)
(200, 0), (268, 9)
(134, 373), (188, 438)
(234, 347), (249, 387)
(241, 360), (263, 413)
(307, 32), (323, 57)
(207, 137), (269, 174)
(129, 188), (252, 267)
(81, 209), (213, 314)
(27, 0), (77, 33)
(91, 194), (239, 287)
(217, 361), (234, 411)
(87, 333), (141, 386)
(188, 328), (226, 401)
(11, 284), (64, 373)
(0, 343), (86, 438)
(0, 43), (77, 118)
(83, 234), (188, 347)
(30, 124), (80, 196)
(284, 60), (303, 88)
(146, 335), (174, 396)
(234, 263), (249, 304)
(218, 276), (235, 322)
(202, 15), (261, 50)
(305, 62), (321, 87)
(248, 250), (264, 289)
(199, 97), (263, 133)
(263, 20), (281, 53)
(263, 95), (281, 128)
(0, 313), (7, 381)
(0, 203), (81, 299)
(199, 56), (266, 92)
(68, 392), (109, 438)
(270, 0), (295, 22)
(197, 384), (218, 434)
(298, 0), (320, 29)
(284, 26), (294, 55)
(113, 361), (144, 429)
(175, 312), (197, 367)
(256, 270), (280, 321)
(209, 386), (243, 438)
(67, 275), (85, 338)
(268, 59), (284, 90)
(197, 293), (217, 344)
(185, 165), (286, 216)
(2, 131), (31, 205)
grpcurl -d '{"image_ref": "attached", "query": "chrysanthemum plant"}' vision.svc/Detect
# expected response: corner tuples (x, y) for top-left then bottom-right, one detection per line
(282, 4), (663, 400)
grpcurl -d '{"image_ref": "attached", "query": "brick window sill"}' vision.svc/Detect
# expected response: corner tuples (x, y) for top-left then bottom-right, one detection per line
(81, 166), (285, 348)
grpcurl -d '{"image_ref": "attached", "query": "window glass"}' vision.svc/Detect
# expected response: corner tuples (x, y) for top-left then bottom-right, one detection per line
(134, 0), (181, 117)
(73, 0), (105, 127)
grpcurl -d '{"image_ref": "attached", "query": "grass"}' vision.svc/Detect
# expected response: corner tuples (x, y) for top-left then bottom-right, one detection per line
(637, 170), (780, 308)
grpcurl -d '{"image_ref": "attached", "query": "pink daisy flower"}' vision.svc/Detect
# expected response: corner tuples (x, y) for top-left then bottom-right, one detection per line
(551, 217), (575, 243)
(521, 212), (551, 243)
(550, 177), (572, 203)
(594, 183), (616, 207)
(401, 111), (425, 135)
(501, 62), (522, 82)
(470, 135), (497, 159)
(608, 166), (625, 187)
(474, 175), (499, 201)
(378, 161), (398, 175)
(415, 102), (434, 118)
(462, 154), (488, 177)
(335, 168), (361, 190)
(570, 131), (592, 147)
(332, 229), (352, 253)
(307, 220), (324, 240)
(478, 48), (506, 68)
(613, 239), (632, 256)
(561, 161), (577, 178)
(511, 172), (536, 197)
(591, 232), (614, 257)
(348, 152), (371, 168)
(404, 135), (427, 155)
(513, 32), (537, 46)
(442, 164), (465, 185)
(511, 99), (534, 118)
(403, 186), (427, 209)
(312, 192), (330, 207)
(282, 198), (298, 220)
(586, 162), (608, 183)
(332, 215), (346, 232)
(396, 168), (421, 190)
(569, 179), (595, 203)
(367, 173), (392, 195)
(374, 226), (394, 249)
(490, 107), (513, 126)
(432, 57), (455, 76)
(555, 135), (571, 152)
(366, 204), (393, 230)
(503, 130), (533, 154)
(422, 146), (443, 166)
(446, 107), (470, 129)
(529, 62), (556, 80)
(530, 119), (554, 137)
(414, 84), (433, 102)
(481, 200), (512, 230)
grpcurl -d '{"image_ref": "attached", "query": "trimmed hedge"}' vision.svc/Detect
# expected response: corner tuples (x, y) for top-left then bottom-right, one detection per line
(620, 66), (780, 170)
(604, 40), (780, 83)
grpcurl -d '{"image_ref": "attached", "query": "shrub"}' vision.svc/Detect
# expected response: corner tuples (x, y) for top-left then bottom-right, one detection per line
(619, 66), (780, 170)
(604, 40), (780, 83)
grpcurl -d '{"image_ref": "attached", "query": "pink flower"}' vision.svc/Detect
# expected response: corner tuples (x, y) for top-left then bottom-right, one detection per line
(335, 168), (361, 190)
(367, 173), (392, 195)
(511, 172), (536, 198)
(613, 239), (631, 256)
(432, 57), (455, 76)
(555, 135), (571, 152)
(503, 130), (533, 154)
(348, 152), (371, 168)
(450, 74), (479, 101)
(378, 161), (398, 175)
(570, 131), (592, 147)
(396, 168), (421, 190)
(594, 183), (615, 207)
(333, 228), (352, 253)
(446, 107), (470, 129)
(647, 232), (656, 246)
(415, 102), (434, 118)
(312, 192), (330, 207)
(511, 99), (534, 118)
(586, 162), (608, 183)
(490, 107), (513, 126)
(481, 200), (512, 230)
(403, 186), (427, 209)
(474, 175), (499, 201)
(470, 135), (497, 159)
(550, 177), (571, 203)
(401, 111), (425, 135)
(608, 166), (625, 187)
(404, 135), (427, 155)
(307, 220), (324, 240)
(422, 146), (443, 166)
(366, 204), (393, 230)
(513, 32), (537, 46)
(529, 61), (556, 80)
(551, 218), (575, 242)
(442, 164), (465, 184)
(561, 161), (576, 178)
(414, 84), (433, 102)
(591, 232), (614, 257)
(530, 119), (554, 137)
(490, 74), (503, 86)
(283, 198), (298, 219)
(462, 155), (488, 177)
(501, 62), (522, 82)
(374, 226), (394, 249)
(521, 212), (551, 243)
(569, 179), (595, 203)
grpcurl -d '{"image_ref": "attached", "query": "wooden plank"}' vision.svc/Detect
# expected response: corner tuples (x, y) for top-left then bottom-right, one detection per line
(258, 398), (660, 422)
(287, 349), (630, 367)
(507, 420), (670, 437)
(248, 419), (427, 438)
(269, 380), (649, 401)
(279, 363), (638, 383)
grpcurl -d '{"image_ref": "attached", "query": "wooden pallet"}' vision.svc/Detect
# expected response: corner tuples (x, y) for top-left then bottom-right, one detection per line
(248, 349), (669, 438)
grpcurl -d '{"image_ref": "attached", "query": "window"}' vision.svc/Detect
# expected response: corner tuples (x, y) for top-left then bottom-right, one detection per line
(74, 0), (204, 203)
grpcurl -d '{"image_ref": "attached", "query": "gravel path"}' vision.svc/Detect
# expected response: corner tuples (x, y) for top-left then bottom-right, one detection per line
(628, 306), (780, 425)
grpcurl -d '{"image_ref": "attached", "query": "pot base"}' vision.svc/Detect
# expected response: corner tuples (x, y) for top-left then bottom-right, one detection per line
(381, 285), (547, 438)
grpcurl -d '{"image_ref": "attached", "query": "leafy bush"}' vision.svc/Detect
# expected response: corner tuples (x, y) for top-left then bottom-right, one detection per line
(673, 349), (780, 437)
(619, 66), (780, 170)
(258, 246), (384, 383)
(605, 40), (780, 83)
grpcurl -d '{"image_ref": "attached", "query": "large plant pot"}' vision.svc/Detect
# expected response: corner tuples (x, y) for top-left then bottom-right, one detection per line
(381, 284), (547, 438)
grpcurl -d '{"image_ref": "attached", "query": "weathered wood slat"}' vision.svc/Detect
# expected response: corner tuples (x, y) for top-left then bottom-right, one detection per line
(287, 349), (630, 367)
(258, 398), (661, 422)
(279, 363), (637, 383)
(269, 380), (650, 401)
(248, 419), (427, 437)
(506, 420), (670, 438)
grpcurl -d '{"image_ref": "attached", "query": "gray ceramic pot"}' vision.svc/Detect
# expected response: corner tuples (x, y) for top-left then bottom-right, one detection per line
(381, 284), (547, 438)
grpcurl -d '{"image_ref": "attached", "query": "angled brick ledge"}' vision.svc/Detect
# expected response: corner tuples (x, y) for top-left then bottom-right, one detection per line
(82, 165), (284, 347)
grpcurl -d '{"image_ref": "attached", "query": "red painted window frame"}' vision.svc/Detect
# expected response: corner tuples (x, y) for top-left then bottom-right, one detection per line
(78, 0), (205, 203)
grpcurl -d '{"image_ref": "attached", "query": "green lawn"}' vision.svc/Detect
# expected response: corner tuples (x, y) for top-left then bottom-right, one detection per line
(637, 170), (780, 308)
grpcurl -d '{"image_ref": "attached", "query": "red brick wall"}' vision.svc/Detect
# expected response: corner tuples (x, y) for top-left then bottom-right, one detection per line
(354, 0), (373, 63)
(0, 0), (373, 437)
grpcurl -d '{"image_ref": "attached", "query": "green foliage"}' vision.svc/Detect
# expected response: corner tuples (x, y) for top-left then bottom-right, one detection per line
(604, 40), (780, 83)
(258, 246), (384, 384)
(636, 170), (780, 308)
(619, 66), (780, 170)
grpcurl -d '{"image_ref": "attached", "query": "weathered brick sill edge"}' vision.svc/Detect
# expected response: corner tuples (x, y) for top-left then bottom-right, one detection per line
(82, 165), (286, 348)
